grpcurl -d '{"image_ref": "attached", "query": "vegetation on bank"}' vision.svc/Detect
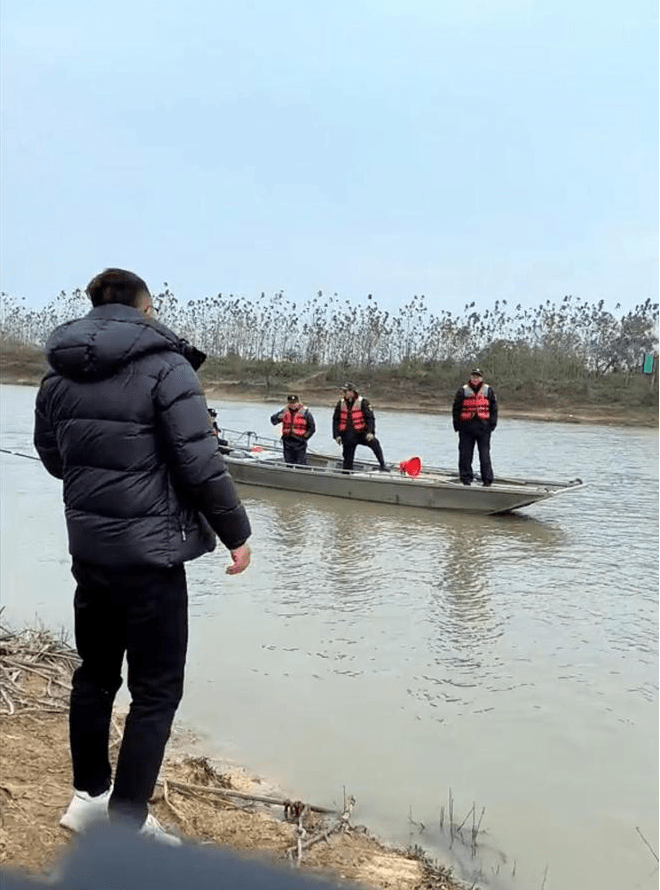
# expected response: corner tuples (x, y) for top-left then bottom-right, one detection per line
(1, 288), (657, 418)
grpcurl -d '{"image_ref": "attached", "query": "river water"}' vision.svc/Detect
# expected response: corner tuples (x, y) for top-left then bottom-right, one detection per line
(1, 383), (657, 890)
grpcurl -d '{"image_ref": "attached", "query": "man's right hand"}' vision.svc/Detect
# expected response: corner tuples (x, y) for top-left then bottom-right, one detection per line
(226, 543), (251, 575)
(335, 436), (342, 446)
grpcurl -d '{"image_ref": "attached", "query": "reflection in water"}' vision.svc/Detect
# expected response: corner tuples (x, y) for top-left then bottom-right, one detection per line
(443, 520), (493, 600)
(435, 518), (497, 656)
(265, 496), (307, 547)
(433, 513), (565, 653)
(256, 491), (376, 611)
(241, 482), (566, 651)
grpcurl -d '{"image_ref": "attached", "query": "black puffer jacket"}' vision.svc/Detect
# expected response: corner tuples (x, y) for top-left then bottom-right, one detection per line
(34, 304), (251, 568)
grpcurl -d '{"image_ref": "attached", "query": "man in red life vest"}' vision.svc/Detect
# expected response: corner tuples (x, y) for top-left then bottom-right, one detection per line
(452, 368), (498, 486)
(270, 394), (316, 465)
(332, 382), (389, 472)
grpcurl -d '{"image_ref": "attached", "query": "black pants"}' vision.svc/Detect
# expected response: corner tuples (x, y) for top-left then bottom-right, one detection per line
(282, 437), (308, 465)
(458, 423), (493, 484)
(341, 434), (386, 470)
(69, 559), (188, 827)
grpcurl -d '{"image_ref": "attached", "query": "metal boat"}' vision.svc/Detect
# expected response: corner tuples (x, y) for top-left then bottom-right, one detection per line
(219, 430), (585, 515)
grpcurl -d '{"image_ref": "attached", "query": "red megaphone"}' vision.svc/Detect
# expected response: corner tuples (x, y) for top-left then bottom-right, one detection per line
(398, 457), (422, 477)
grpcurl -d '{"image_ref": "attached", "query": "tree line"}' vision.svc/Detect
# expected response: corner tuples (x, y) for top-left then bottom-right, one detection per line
(1, 288), (657, 385)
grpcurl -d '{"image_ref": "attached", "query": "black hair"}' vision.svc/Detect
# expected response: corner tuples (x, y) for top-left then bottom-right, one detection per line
(86, 268), (150, 308)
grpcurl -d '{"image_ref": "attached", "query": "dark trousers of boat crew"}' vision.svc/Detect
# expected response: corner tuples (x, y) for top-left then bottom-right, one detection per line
(340, 433), (386, 471)
(458, 422), (493, 485)
(282, 437), (308, 466)
(69, 558), (188, 827)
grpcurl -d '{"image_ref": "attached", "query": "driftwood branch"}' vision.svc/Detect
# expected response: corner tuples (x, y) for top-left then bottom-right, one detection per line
(0, 626), (78, 718)
(286, 793), (355, 864)
(155, 778), (337, 816)
(162, 778), (189, 827)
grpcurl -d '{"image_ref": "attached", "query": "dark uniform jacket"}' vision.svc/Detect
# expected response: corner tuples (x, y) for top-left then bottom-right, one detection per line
(34, 303), (251, 569)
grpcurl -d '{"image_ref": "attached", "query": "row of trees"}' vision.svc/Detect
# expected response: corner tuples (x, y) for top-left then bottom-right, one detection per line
(1, 288), (657, 380)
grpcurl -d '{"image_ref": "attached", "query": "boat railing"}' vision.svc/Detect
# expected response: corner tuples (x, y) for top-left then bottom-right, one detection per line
(219, 429), (585, 492)
(220, 427), (342, 461)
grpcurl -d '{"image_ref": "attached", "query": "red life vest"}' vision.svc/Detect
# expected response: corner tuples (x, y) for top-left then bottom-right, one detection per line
(338, 397), (367, 433)
(459, 384), (491, 422)
(281, 407), (309, 437)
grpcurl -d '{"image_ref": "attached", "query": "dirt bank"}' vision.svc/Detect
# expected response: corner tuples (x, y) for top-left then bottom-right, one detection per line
(1, 343), (656, 428)
(0, 628), (462, 889)
(205, 381), (656, 428)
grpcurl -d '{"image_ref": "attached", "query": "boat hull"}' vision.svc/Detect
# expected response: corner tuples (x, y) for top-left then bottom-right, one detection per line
(224, 450), (583, 515)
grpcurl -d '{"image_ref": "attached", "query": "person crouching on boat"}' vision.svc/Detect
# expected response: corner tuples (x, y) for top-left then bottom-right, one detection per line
(332, 383), (389, 472)
(452, 367), (498, 486)
(270, 394), (316, 465)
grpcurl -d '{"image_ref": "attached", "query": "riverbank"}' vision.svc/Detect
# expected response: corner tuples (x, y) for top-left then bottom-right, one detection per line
(1, 342), (657, 427)
(204, 380), (657, 427)
(0, 626), (463, 889)
(2, 375), (656, 430)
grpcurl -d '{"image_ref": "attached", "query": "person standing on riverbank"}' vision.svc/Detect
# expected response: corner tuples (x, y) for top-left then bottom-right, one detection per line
(452, 368), (498, 485)
(33, 268), (252, 844)
(270, 394), (316, 465)
(332, 382), (389, 471)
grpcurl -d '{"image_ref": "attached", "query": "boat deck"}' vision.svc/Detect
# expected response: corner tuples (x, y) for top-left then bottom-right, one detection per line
(220, 433), (584, 515)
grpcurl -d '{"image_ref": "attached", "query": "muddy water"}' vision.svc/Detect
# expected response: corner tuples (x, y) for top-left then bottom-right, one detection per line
(1, 384), (657, 890)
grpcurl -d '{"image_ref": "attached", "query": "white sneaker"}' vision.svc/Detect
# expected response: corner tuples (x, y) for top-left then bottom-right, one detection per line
(140, 813), (182, 846)
(60, 788), (111, 832)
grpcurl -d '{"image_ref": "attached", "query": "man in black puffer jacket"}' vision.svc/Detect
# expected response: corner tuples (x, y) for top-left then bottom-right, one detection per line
(34, 268), (251, 844)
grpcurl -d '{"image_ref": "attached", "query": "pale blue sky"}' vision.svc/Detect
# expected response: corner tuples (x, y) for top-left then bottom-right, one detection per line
(1, 0), (657, 316)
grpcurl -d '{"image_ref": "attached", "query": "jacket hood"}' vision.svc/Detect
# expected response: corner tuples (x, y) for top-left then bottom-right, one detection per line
(45, 304), (185, 381)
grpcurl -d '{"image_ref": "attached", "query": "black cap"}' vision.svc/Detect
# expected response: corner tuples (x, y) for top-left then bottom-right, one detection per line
(287, 394), (300, 403)
(470, 368), (483, 377)
(342, 382), (355, 391)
